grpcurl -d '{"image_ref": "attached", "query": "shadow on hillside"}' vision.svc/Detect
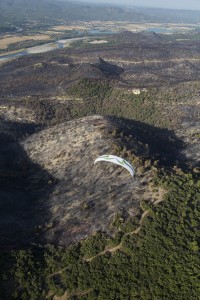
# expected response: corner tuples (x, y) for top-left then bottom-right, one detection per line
(108, 116), (195, 170)
(0, 120), (56, 250)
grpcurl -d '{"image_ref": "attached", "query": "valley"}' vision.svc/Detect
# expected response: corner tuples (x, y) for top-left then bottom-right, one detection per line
(1, 20), (200, 59)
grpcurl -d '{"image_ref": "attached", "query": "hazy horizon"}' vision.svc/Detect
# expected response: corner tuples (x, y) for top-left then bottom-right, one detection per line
(68, 0), (200, 10)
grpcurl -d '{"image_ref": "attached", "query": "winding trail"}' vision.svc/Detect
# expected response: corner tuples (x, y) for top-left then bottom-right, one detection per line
(50, 183), (166, 274)
(84, 209), (150, 262)
(49, 207), (152, 300)
(49, 208), (151, 278)
(53, 289), (93, 300)
(105, 57), (200, 65)
(50, 189), (166, 299)
(84, 190), (165, 263)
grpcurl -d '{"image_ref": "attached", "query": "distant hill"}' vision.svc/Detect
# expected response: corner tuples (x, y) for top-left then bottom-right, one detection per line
(0, 0), (150, 27)
(1, 0), (200, 29)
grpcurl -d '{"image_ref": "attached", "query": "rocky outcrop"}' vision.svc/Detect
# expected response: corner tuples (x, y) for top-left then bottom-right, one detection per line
(95, 57), (124, 77)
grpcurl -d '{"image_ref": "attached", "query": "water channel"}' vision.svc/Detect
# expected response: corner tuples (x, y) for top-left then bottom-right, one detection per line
(0, 26), (188, 63)
(0, 30), (114, 63)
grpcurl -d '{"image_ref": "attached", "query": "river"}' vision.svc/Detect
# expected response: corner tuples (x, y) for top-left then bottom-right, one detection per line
(0, 37), (90, 63)
(0, 30), (114, 64)
(0, 26), (184, 63)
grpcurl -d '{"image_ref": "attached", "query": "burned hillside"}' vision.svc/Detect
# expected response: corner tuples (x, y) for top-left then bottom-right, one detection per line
(0, 114), (187, 248)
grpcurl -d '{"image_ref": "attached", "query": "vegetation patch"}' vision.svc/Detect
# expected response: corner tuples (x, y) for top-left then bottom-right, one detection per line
(1, 171), (199, 299)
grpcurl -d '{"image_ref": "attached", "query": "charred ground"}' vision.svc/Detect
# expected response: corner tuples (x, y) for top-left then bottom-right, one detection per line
(0, 31), (199, 249)
(0, 114), (185, 249)
(2, 32), (200, 93)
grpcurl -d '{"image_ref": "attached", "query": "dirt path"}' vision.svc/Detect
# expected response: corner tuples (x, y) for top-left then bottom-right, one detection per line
(84, 189), (166, 263)
(50, 198), (163, 276)
(50, 186), (166, 274)
(50, 191), (165, 299)
(84, 208), (150, 262)
(53, 289), (93, 300)
(49, 207), (151, 276)
(105, 57), (200, 65)
(85, 243), (122, 262)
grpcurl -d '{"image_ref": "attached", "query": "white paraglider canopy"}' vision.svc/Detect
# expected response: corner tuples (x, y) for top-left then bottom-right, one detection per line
(94, 155), (135, 177)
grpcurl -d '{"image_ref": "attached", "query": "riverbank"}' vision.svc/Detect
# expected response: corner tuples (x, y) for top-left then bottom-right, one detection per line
(0, 37), (89, 64)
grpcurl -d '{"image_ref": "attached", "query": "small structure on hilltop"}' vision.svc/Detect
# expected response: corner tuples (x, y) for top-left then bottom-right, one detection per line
(132, 88), (147, 95)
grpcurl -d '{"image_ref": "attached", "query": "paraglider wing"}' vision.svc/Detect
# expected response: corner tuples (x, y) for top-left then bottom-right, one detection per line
(94, 155), (135, 177)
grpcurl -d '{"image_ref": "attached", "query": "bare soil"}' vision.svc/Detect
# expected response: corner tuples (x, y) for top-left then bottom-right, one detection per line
(0, 35), (51, 50)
